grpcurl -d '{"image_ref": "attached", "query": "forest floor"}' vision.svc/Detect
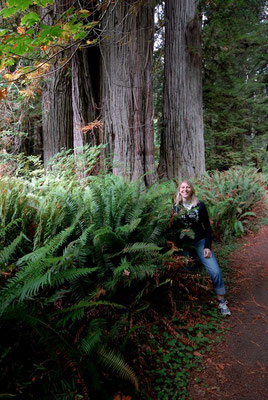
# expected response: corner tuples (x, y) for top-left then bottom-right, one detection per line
(188, 198), (268, 400)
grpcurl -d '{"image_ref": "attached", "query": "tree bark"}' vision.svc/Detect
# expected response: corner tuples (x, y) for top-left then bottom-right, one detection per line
(72, 47), (101, 150)
(159, 0), (205, 180)
(41, 2), (73, 167)
(42, 64), (73, 167)
(71, 0), (101, 151)
(100, 0), (157, 185)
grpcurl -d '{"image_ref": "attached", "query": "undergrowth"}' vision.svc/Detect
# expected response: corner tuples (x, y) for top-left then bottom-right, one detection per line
(143, 307), (223, 400)
(0, 159), (266, 399)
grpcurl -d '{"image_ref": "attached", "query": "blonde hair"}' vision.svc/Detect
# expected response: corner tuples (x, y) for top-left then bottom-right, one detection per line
(174, 180), (199, 206)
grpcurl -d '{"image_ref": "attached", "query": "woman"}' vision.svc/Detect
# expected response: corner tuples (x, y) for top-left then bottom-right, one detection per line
(173, 181), (231, 316)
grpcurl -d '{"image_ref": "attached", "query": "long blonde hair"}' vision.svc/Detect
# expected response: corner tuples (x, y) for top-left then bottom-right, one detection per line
(174, 180), (199, 206)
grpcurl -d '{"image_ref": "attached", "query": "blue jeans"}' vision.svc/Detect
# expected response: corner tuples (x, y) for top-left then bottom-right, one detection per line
(193, 239), (226, 296)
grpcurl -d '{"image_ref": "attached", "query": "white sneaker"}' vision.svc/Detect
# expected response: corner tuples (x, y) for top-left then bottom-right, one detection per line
(218, 300), (231, 316)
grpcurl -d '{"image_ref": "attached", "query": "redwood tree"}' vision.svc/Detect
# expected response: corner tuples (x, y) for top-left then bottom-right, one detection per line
(100, 0), (157, 186)
(159, 0), (205, 180)
(41, 3), (73, 167)
(71, 0), (102, 151)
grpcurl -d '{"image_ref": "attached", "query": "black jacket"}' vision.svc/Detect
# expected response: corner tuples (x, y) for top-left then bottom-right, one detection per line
(173, 201), (212, 249)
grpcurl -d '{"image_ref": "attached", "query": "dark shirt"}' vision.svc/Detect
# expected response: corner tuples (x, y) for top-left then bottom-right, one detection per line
(173, 201), (212, 249)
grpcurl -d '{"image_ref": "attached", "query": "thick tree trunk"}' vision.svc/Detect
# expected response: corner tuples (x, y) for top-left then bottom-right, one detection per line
(41, 1), (73, 167)
(100, 0), (157, 186)
(71, 0), (101, 151)
(159, 0), (205, 180)
(42, 65), (73, 166)
(72, 47), (101, 150)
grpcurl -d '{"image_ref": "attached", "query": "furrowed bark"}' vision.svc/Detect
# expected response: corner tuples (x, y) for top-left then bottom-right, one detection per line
(159, 0), (205, 180)
(100, 0), (157, 186)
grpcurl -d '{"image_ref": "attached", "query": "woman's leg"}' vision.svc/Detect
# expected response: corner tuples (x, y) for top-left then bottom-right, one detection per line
(194, 239), (226, 296)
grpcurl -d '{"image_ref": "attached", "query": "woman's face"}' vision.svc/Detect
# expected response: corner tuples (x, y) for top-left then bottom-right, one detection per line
(179, 182), (193, 202)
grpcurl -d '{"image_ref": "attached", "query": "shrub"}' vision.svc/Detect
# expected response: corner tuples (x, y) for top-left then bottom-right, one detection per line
(0, 174), (175, 398)
(195, 167), (265, 239)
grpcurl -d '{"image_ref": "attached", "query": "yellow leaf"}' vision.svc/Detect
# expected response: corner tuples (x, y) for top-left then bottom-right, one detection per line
(86, 39), (97, 45)
(17, 26), (26, 35)
(20, 88), (35, 99)
(77, 9), (91, 15)
(3, 73), (13, 81)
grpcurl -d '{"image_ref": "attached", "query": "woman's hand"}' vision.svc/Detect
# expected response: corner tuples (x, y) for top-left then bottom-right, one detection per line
(204, 248), (212, 258)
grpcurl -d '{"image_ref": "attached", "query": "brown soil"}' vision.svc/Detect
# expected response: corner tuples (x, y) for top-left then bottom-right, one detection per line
(188, 202), (268, 400)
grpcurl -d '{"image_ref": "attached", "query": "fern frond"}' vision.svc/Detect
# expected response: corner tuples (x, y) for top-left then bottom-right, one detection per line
(80, 322), (103, 355)
(18, 210), (83, 266)
(0, 218), (22, 240)
(0, 232), (28, 268)
(97, 346), (139, 390)
(51, 267), (98, 286)
(128, 263), (158, 280)
(123, 243), (162, 253)
(115, 218), (141, 237)
(58, 300), (126, 326)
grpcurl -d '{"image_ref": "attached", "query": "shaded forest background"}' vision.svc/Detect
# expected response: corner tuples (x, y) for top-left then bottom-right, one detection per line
(0, 0), (267, 181)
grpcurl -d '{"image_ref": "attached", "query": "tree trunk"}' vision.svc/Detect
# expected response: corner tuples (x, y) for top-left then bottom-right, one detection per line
(42, 65), (73, 166)
(71, 0), (101, 151)
(100, 0), (157, 186)
(41, 2), (73, 167)
(72, 47), (101, 150)
(159, 0), (205, 180)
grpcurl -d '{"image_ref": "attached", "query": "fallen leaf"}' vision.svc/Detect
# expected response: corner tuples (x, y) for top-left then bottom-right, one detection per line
(0, 88), (8, 100)
(17, 26), (25, 34)
(113, 394), (132, 400)
(193, 351), (203, 357)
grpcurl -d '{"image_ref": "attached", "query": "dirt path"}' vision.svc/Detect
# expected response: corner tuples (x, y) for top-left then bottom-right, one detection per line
(188, 221), (268, 400)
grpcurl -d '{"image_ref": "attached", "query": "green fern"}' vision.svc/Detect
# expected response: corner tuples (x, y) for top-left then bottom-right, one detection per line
(97, 346), (139, 391)
(123, 242), (162, 253)
(0, 232), (28, 268)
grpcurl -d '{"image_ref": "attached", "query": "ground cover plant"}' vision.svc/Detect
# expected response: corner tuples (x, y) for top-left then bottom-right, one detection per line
(0, 159), (266, 399)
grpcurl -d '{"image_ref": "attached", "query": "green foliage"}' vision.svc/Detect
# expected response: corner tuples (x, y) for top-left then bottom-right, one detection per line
(0, 166), (265, 397)
(0, 0), (98, 70)
(144, 307), (221, 400)
(0, 151), (43, 178)
(202, 0), (268, 171)
(0, 173), (174, 398)
(46, 144), (107, 183)
(195, 167), (265, 239)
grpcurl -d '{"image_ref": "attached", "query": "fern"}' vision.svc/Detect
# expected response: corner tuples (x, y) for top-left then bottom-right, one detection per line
(79, 323), (103, 355)
(58, 300), (126, 326)
(0, 232), (28, 268)
(0, 218), (22, 240)
(18, 210), (83, 266)
(51, 267), (99, 286)
(97, 346), (139, 390)
(123, 242), (162, 253)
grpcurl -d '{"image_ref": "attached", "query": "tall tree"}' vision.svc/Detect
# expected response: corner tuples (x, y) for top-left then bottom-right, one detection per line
(202, 0), (268, 171)
(159, 0), (205, 180)
(72, 47), (101, 150)
(41, 2), (73, 167)
(71, 0), (102, 151)
(100, 0), (157, 185)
